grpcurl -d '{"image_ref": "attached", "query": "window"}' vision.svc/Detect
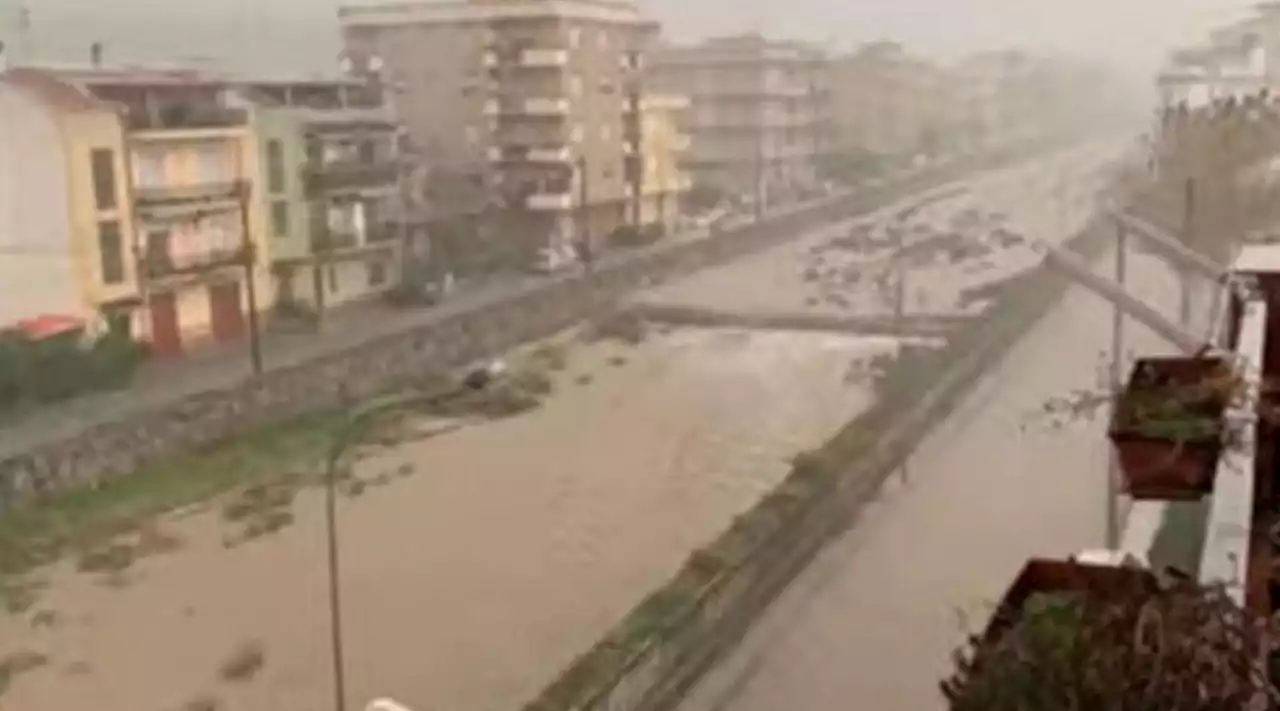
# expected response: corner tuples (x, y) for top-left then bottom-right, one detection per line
(266, 140), (286, 193)
(367, 260), (387, 287)
(597, 31), (609, 49)
(327, 265), (340, 294)
(97, 220), (125, 285)
(569, 28), (582, 48)
(90, 148), (117, 211)
(358, 140), (376, 164)
(136, 148), (166, 189)
(570, 75), (583, 97)
(271, 201), (290, 237)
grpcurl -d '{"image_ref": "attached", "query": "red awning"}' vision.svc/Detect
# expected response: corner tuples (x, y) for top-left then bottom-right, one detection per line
(10, 314), (86, 340)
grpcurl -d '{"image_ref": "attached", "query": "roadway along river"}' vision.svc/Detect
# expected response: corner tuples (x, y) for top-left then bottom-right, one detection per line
(0, 143), (1125, 711)
(675, 243), (1207, 711)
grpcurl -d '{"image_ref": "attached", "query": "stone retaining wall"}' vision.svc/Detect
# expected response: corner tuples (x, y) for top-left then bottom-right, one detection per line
(0, 138), (1064, 509)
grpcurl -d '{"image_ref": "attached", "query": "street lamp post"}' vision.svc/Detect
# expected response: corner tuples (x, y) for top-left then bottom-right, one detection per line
(320, 388), (434, 711)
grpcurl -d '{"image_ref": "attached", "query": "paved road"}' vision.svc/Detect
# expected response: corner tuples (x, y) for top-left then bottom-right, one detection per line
(676, 246), (1205, 711)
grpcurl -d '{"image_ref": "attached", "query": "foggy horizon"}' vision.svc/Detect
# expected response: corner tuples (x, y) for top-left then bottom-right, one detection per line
(0, 0), (1268, 80)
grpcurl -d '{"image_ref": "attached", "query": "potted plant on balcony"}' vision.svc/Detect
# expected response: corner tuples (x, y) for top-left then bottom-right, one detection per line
(1107, 355), (1234, 501)
(942, 556), (1277, 711)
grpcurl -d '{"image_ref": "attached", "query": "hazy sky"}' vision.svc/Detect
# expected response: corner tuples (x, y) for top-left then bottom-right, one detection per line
(0, 0), (1266, 78)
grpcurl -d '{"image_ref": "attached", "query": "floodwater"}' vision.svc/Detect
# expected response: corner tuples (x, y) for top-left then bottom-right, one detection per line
(0, 143), (1133, 711)
(0, 327), (902, 711)
(676, 247), (1208, 711)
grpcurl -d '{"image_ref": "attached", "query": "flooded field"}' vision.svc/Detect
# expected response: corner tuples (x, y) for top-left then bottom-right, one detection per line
(0, 325), (905, 711)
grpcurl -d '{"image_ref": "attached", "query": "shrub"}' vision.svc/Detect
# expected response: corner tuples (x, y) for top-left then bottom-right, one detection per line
(943, 576), (1277, 711)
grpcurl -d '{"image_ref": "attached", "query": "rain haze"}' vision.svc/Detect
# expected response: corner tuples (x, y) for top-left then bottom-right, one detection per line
(2, 0), (1277, 710)
(0, 0), (1266, 75)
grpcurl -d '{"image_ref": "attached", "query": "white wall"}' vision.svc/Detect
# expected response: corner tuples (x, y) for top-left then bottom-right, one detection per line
(0, 80), (80, 327)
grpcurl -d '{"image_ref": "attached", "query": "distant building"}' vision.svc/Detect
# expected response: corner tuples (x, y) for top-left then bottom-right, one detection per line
(0, 65), (404, 357)
(649, 34), (829, 204)
(827, 42), (949, 159)
(637, 93), (691, 230)
(339, 0), (661, 259)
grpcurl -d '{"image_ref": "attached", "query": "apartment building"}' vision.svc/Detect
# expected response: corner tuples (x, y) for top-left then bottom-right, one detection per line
(0, 66), (403, 357)
(649, 34), (829, 204)
(828, 42), (951, 159)
(636, 93), (691, 229)
(339, 0), (660, 260)
(238, 77), (404, 313)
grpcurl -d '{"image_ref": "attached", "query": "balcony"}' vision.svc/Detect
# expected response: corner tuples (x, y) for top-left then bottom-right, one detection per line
(488, 144), (573, 163)
(303, 160), (399, 195)
(133, 180), (244, 210)
(298, 104), (397, 132)
(311, 226), (399, 257)
(520, 49), (570, 68)
(484, 97), (572, 117)
(140, 246), (245, 281)
(671, 133), (693, 151)
(527, 192), (574, 210)
(125, 106), (248, 133)
(524, 97), (571, 115)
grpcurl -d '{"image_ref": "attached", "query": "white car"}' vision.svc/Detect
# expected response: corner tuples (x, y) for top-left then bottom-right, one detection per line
(531, 244), (578, 274)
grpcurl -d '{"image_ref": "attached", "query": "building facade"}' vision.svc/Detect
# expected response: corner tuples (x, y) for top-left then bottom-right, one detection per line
(827, 42), (950, 159)
(339, 0), (660, 261)
(238, 77), (405, 314)
(649, 34), (829, 205)
(0, 73), (83, 328)
(637, 93), (691, 229)
(1, 67), (403, 357)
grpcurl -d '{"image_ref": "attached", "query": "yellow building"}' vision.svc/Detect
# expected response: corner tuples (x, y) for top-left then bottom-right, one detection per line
(637, 93), (692, 231)
(2, 68), (301, 357)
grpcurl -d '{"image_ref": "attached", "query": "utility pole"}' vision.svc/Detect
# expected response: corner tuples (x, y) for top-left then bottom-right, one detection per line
(1105, 221), (1128, 550)
(1180, 177), (1195, 328)
(753, 115), (765, 221)
(576, 155), (590, 265)
(894, 217), (909, 484)
(237, 181), (264, 377)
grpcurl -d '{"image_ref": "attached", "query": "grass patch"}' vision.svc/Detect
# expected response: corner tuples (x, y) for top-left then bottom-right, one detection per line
(0, 648), (49, 698)
(0, 410), (345, 602)
(217, 640), (266, 683)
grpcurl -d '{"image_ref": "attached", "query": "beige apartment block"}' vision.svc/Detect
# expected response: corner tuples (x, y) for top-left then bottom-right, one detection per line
(649, 34), (830, 205)
(339, 0), (660, 258)
(828, 41), (952, 159)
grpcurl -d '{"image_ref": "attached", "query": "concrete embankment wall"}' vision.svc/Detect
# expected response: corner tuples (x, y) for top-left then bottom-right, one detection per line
(0, 139), (1064, 509)
(521, 218), (1113, 711)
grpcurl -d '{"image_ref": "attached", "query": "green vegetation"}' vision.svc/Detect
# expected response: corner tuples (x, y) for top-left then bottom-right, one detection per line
(0, 329), (146, 417)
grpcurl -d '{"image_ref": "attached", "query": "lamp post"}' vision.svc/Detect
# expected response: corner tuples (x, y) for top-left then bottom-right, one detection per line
(321, 388), (435, 711)
(236, 180), (264, 377)
(1105, 221), (1128, 550)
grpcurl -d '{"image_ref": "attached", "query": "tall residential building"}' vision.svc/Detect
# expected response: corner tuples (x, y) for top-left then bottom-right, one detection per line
(338, 0), (661, 260)
(0, 66), (403, 357)
(828, 42), (950, 159)
(649, 34), (830, 204)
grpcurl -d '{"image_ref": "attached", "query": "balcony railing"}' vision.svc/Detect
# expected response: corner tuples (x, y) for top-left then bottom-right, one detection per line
(490, 144), (573, 163)
(133, 180), (244, 208)
(126, 106), (249, 132)
(311, 225), (400, 254)
(484, 97), (572, 117)
(527, 192), (574, 210)
(140, 246), (245, 280)
(303, 160), (399, 194)
(520, 49), (570, 67)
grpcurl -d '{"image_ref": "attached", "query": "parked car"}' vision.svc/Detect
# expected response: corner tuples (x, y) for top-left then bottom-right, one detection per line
(530, 244), (578, 274)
